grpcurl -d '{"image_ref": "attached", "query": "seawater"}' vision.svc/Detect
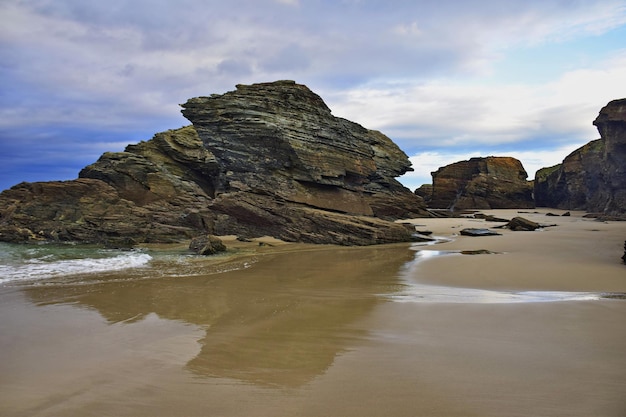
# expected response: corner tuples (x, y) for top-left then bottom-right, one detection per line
(0, 241), (613, 303)
(0, 242), (152, 284)
(389, 248), (604, 303)
(0, 242), (258, 286)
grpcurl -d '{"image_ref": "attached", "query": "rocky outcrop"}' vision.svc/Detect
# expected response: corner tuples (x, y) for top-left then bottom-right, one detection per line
(533, 140), (604, 210)
(505, 217), (540, 231)
(189, 235), (227, 255)
(0, 81), (428, 246)
(0, 127), (217, 245)
(534, 98), (626, 215)
(459, 228), (502, 237)
(181, 81), (425, 219)
(414, 184), (432, 203)
(428, 157), (534, 210)
(594, 98), (626, 214)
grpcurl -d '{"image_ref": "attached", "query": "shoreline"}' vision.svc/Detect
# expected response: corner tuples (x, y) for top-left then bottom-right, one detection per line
(1, 209), (626, 416)
(399, 208), (626, 293)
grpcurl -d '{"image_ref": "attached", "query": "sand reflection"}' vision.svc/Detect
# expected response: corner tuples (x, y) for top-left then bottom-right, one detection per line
(23, 243), (414, 387)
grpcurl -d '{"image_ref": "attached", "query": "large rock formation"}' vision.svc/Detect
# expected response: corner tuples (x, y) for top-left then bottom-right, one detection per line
(534, 98), (626, 215)
(0, 127), (217, 244)
(533, 140), (604, 210)
(180, 81), (422, 219)
(427, 156), (534, 210)
(0, 81), (427, 246)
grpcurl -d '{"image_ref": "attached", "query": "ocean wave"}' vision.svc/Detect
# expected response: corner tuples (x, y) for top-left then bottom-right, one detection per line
(387, 285), (602, 304)
(0, 251), (152, 284)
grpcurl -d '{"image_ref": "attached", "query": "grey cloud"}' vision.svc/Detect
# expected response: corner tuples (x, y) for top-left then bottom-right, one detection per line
(1, 0), (624, 190)
(10, 0), (619, 95)
(216, 59), (253, 77)
(259, 44), (311, 72)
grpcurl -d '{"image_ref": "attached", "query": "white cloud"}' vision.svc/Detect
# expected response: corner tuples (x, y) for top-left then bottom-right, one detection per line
(1, 0), (626, 192)
(327, 50), (626, 152)
(393, 21), (423, 37)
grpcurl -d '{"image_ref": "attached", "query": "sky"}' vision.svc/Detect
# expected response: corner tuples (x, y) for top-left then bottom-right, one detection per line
(1, 0), (625, 192)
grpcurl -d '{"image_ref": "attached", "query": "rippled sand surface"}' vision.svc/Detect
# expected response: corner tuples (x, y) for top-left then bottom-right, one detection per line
(1, 210), (625, 416)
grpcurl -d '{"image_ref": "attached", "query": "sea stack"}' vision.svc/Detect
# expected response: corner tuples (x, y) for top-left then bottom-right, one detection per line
(0, 81), (428, 246)
(428, 156), (534, 210)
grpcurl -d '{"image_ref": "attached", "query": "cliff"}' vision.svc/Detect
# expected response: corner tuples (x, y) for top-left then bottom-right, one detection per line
(428, 156), (534, 210)
(533, 140), (604, 209)
(0, 81), (427, 246)
(180, 81), (425, 222)
(534, 98), (626, 215)
(0, 127), (217, 244)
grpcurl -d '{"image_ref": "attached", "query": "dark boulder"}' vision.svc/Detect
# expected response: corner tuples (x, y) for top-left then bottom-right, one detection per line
(460, 249), (500, 255)
(473, 213), (510, 222)
(505, 217), (540, 231)
(459, 228), (502, 237)
(189, 235), (227, 255)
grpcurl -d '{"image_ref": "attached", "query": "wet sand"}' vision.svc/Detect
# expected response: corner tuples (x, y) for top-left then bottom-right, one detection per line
(403, 209), (626, 292)
(1, 210), (626, 416)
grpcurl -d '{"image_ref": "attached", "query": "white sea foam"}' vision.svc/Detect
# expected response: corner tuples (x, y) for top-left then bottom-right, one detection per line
(388, 284), (602, 304)
(389, 248), (604, 304)
(0, 252), (152, 284)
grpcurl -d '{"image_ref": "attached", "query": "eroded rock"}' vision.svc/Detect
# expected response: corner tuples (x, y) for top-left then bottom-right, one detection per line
(0, 81), (428, 245)
(534, 98), (626, 216)
(459, 228), (502, 237)
(189, 235), (227, 255)
(428, 156), (534, 210)
(505, 217), (542, 231)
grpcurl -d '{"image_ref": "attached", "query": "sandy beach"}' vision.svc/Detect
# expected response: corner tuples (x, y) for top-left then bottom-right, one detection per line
(402, 209), (626, 292)
(1, 209), (625, 416)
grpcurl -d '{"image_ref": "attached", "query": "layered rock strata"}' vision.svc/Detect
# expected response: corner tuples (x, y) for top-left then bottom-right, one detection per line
(428, 156), (534, 210)
(534, 98), (626, 215)
(0, 81), (427, 245)
(0, 127), (217, 244)
(533, 140), (603, 210)
(180, 81), (424, 219)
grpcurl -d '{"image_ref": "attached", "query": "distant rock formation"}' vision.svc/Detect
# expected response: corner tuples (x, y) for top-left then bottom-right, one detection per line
(414, 184), (432, 203)
(427, 156), (534, 210)
(534, 98), (626, 215)
(0, 81), (428, 246)
(533, 140), (603, 210)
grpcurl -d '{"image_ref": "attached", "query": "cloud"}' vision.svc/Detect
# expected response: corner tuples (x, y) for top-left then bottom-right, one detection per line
(326, 50), (626, 152)
(5, 0), (623, 110)
(1, 0), (625, 192)
(333, 52), (626, 191)
(260, 43), (312, 73)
